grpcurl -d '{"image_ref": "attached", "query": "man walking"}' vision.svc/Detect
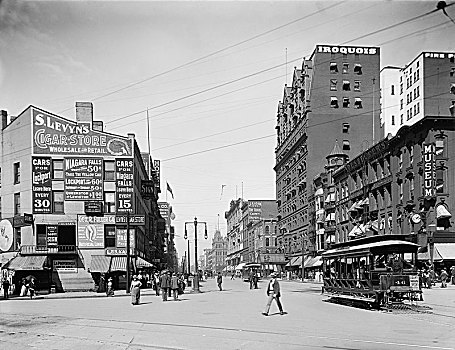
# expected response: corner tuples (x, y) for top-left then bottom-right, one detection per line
(217, 272), (223, 291)
(2, 278), (10, 299)
(262, 272), (285, 316)
(159, 270), (171, 301)
(450, 266), (455, 285)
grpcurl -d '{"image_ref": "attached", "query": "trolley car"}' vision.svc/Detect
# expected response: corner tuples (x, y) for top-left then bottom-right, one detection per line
(322, 236), (422, 308)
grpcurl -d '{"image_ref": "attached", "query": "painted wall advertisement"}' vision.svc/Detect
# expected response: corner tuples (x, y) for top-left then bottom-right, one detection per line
(248, 201), (263, 222)
(32, 108), (133, 156)
(77, 215), (115, 248)
(64, 157), (103, 200)
(53, 259), (77, 273)
(32, 157), (52, 214)
(115, 228), (135, 248)
(46, 225), (58, 248)
(116, 158), (135, 214)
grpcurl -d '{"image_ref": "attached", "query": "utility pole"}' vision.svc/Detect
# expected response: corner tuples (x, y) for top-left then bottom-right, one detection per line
(184, 217), (207, 292)
(126, 212), (130, 293)
(301, 232), (305, 282)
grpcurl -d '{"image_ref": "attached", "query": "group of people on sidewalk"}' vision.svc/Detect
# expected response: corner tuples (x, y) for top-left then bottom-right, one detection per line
(128, 270), (186, 305)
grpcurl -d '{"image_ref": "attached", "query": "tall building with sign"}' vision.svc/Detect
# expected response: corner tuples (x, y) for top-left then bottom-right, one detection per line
(274, 45), (381, 265)
(381, 51), (455, 137)
(0, 103), (162, 292)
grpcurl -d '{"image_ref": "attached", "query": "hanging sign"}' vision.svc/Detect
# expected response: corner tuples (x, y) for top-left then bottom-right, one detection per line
(423, 143), (436, 199)
(115, 158), (135, 213)
(46, 225), (58, 248)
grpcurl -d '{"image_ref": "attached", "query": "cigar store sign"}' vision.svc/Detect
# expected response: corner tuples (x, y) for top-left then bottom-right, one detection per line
(32, 108), (133, 157)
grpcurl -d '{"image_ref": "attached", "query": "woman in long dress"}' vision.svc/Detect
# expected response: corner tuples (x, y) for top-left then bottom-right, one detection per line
(130, 275), (142, 305)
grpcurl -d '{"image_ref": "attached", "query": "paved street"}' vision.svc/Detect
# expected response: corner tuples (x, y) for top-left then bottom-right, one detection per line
(1, 278), (455, 350)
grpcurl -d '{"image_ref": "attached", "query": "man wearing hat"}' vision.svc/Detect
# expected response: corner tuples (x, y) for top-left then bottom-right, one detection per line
(262, 272), (285, 316)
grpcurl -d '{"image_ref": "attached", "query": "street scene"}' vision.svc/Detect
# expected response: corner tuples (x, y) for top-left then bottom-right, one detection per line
(1, 1), (455, 349)
(1, 279), (455, 350)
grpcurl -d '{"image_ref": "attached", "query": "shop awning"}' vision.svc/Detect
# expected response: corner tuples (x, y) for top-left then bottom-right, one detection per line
(418, 247), (443, 262)
(2, 255), (47, 271)
(305, 256), (322, 268)
(235, 262), (246, 270)
(90, 255), (111, 273)
(110, 256), (128, 272)
(435, 243), (455, 260)
(348, 224), (365, 237)
(436, 204), (452, 219)
(136, 257), (154, 269)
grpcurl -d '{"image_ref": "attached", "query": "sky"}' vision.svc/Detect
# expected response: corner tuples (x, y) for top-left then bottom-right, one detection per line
(1, 0), (454, 260)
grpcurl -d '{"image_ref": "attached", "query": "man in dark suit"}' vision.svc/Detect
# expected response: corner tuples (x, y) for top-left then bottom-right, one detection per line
(159, 270), (171, 301)
(262, 272), (285, 316)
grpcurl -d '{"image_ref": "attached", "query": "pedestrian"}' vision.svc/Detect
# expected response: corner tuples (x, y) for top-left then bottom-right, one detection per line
(137, 272), (143, 289)
(177, 274), (186, 295)
(2, 278), (10, 299)
(217, 272), (223, 291)
(231, 272), (235, 280)
(440, 268), (448, 288)
(28, 279), (36, 299)
(106, 277), (114, 297)
(262, 272), (285, 316)
(249, 269), (254, 289)
(170, 273), (179, 301)
(167, 271), (172, 298)
(450, 266), (455, 285)
(130, 275), (142, 305)
(154, 272), (160, 296)
(20, 278), (28, 296)
(159, 270), (171, 301)
(253, 271), (259, 289)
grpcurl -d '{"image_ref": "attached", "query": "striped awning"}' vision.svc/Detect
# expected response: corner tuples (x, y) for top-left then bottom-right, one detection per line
(136, 257), (154, 269)
(2, 255), (47, 271)
(90, 255), (111, 273)
(110, 256), (128, 272)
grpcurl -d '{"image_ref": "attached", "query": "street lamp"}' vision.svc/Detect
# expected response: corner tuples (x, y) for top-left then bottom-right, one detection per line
(184, 217), (207, 292)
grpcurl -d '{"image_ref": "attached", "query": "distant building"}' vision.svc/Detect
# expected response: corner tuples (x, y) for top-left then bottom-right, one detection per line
(381, 51), (455, 137)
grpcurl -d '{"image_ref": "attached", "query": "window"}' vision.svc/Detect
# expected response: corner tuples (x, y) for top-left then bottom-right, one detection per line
(342, 63), (349, 74)
(436, 168), (445, 194)
(354, 98), (362, 109)
(354, 80), (360, 92)
(53, 160), (64, 179)
(104, 160), (115, 181)
(104, 226), (116, 248)
(409, 145), (414, 164)
(342, 97), (350, 108)
(342, 80), (350, 91)
(104, 192), (116, 213)
(36, 225), (47, 247)
(342, 123), (350, 133)
(413, 88), (417, 100)
(13, 162), (20, 184)
(265, 226), (270, 234)
(330, 97), (339, 108)
(330, 62), (338, 73)
(14, 193), (20, 215)
(53, 191), (64, 213)
(391, 115), (395, 125)
(416, 86), (420, 98)
(342, 140), (350, 151)
(330, 79), (337, 91)
(391, 85), (395, 95)
(265, 238), (270, 247)
(354, 64), (362, 75)
(416, 102), (420, 114)
(400, 114), (403, 125)
(400, 99), (403, 110)
(400, 83), (403, 94)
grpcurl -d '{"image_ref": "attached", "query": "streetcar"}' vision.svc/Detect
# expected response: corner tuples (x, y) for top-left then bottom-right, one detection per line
(321, 235), (422, 309)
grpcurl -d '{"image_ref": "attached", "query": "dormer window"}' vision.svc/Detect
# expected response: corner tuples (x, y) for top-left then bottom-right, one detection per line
(331, 97), (339, 108)
(354, 64), (362, 75)
(330, 62), (338, 73)
(354, 98), (363, 109)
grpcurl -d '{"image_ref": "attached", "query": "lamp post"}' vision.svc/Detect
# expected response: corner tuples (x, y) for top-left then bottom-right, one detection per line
(301, 232), (305, 282)
(184, 217), (207, 292)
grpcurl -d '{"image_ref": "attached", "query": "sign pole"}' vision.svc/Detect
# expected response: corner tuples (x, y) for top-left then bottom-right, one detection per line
(194, 217), (199, 292)
(126, 212), (130, 293)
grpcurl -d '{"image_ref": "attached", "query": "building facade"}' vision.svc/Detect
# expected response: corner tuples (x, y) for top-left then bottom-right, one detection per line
(381, 51), (455, 137)
(274, 44), (381, 265)
(0, 103), (163, 293)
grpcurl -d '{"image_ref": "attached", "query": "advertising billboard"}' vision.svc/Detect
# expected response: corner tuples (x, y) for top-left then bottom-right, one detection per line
(77, 215), (115, 248)
(65, 157), (103, 201)
(32, 157), (52, 214)
(32, 108), (132, 156)
(249, 201), (263, 222)
(0, 219), (14, 252)
(116, 158), (134, 214)
(115, 228), (135, 248)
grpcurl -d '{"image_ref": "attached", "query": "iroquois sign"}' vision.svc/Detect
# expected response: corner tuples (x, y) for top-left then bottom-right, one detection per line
(32, 108), (133, 157)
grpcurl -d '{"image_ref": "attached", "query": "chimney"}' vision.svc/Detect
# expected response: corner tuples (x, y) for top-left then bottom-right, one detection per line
(1, 110), (7, 129)
(75, 102), (93, 124)
(128, 133), (135, 140)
